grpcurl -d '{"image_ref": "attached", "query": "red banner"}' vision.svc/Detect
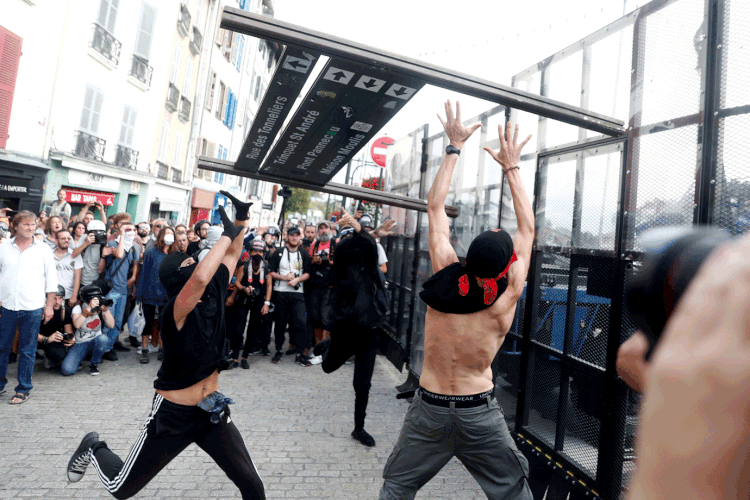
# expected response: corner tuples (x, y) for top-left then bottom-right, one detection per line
(190, 209), (210, 226)
(64, 189), (115, 206)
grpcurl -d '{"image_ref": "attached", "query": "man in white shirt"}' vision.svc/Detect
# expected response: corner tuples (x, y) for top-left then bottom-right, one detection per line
(0, 210), (58, 404)
(54, 229), (83, 309)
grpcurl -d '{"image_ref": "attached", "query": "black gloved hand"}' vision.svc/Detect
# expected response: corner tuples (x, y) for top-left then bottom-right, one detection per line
(218, 206), (243, 241)
(220, 190), (253, 222)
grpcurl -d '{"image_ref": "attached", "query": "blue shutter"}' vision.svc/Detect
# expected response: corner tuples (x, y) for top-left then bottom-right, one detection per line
(229, 94), (237, 130)
(234, 35), (244, 72)
(223, 92), (230, 126)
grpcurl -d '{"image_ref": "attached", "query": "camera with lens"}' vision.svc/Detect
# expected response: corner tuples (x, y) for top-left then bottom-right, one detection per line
(63, 332), (75, 342)
(247, 286), (262, 302)
(625, 226), (731, 359)
(87, 229), (107, 245)
(79, 284), (114, 313)
(318, 250), (329, 262)
(292, 272), (301, 290)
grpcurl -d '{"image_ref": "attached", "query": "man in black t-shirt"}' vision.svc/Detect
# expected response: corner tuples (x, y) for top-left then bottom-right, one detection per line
(66, 194), (266, 500)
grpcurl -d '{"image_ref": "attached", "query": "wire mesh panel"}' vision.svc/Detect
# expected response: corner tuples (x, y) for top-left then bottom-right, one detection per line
(714, 0), (750, 235)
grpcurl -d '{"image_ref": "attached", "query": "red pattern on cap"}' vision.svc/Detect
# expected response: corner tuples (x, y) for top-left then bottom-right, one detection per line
(458, 274), (470, 296)
(467, 251), (518, 305)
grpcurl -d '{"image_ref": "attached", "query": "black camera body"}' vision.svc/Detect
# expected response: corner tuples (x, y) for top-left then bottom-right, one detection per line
(247, 286), (262, 302)
(292, 272), (301, 290)
(88, 229), (107, 245)
(63, 332), (75, 342)
(625, 227), (731, 358)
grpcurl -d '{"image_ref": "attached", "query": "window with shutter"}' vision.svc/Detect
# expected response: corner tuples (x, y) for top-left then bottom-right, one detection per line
(216, 81), (226, 120)
(118, 105), (137, 146)
(170, 43), (182, 84)
(0, 27), (23, 149)
(233, 35), (244, 72)
(134, 2), (157, 60)
(253, 76), (261, 101)
(172, 131), (183, 167)
(80, 84), (105, 134)
(182, 58), (193, 96)
(97, 0), (118, 34)
(157, 121), (170, 161)
(205, 71), (216, 111)
(207, 141), (216, 158)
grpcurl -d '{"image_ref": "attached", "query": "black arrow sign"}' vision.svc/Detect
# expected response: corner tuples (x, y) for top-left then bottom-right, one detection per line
(362, 79), (378, 88)
(392, 86), (408, 96)
(331, 71), (347, 81)
(287, 59), (307, 70)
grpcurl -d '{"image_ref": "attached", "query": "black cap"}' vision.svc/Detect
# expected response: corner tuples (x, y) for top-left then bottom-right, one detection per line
(56, 285), (65, 297)
(287, 226), (301, 235)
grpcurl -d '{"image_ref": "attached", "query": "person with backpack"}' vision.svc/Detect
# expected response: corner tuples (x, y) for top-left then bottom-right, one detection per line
(312, 206), (389, 447)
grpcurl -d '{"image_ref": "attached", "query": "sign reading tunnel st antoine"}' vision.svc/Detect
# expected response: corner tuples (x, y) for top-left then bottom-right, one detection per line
(236, 46), (320, 172)
(258, 58), (424, 185)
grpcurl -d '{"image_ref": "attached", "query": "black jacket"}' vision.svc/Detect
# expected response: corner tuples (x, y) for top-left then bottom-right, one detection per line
(332, 229), (387, 326)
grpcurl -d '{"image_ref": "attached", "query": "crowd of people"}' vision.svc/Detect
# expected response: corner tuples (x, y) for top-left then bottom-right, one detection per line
(0, 196), (395, 412)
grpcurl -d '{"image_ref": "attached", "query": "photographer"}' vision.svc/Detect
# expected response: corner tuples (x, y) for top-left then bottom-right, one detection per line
(226, 240), (273, 367)
(71, 220), (108, 287)
(61, 284), (114, 376)
(268, 226), (311, 366)
(302, 223), (317, 253)
(38, 285), (75, 369)
(308, 221), (336, 347)
(263, 226), (280, 262)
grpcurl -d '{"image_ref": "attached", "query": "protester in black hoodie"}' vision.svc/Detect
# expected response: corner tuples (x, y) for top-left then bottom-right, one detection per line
(314, 206), (387, 447)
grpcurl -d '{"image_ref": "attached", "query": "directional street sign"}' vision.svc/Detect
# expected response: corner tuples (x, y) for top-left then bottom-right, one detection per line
(236, 46), (319, 172)
(258, 58), (425, 185)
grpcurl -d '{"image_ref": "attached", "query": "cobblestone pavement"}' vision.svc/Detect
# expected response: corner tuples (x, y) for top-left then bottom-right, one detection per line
(0, 336), (487, 499)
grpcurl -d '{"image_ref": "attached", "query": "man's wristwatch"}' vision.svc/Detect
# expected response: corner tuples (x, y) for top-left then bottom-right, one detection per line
(445, 145), (461, 156)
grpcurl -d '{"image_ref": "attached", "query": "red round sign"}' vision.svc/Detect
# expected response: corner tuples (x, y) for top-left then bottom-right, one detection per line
(370, 136), (395, 167)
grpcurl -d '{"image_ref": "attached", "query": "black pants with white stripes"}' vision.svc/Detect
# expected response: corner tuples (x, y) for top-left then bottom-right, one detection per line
(90, 394), (265, 500)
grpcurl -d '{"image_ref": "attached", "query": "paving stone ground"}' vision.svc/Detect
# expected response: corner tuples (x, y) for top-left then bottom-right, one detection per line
(0, 335), (487, 499)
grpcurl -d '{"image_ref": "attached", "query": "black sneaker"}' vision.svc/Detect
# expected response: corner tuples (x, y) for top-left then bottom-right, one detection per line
(140, 351), (149, 364)
(313, 338), (331, 357)
(113, 340), (130, 352)
(295, 354), (312, 367)
(228, 360), (239, 370)
(157, 348), (164, 361)
(240, 359), (250, 369)
(285, 347), (296, 355)
(261, 347), (270, 356)
(102, 350), (118, 362)
(128, 336), (140, 348)
(271, 351), (283, 364)
(67, 432), (100, 482)
(246, 347), (262, 356)
(89, 364), (99, 376)
(351, 429), (376, 447)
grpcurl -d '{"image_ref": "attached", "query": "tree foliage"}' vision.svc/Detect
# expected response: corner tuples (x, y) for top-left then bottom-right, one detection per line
(284, 188), (312, 215)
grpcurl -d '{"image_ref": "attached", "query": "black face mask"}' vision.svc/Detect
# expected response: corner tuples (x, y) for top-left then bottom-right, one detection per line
(251, 254), (263, 264)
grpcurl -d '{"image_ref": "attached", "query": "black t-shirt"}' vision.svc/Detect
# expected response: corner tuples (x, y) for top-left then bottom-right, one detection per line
(154, 264), (231, 391)
(237, 261), (269, 307)
(39, 306), (71, 338)
(186, 240), (201, 258)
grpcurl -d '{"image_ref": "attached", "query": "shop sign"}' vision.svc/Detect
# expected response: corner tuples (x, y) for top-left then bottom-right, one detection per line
(64, 189), (115, 206)
(130, 182), (141, 193)
(67, 169), (120, 191)
(0, 177), (30, 197)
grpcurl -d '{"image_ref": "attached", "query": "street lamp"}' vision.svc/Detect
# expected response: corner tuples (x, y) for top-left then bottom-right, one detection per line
(277, 185), (293, 227)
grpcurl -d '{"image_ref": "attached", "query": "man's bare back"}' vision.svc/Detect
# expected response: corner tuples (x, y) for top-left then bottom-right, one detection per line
(421, 265), (523, 394)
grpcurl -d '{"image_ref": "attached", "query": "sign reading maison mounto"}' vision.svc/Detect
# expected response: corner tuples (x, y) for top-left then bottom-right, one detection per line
(259, 58), (424, 185)
(236, 46), (320, 172)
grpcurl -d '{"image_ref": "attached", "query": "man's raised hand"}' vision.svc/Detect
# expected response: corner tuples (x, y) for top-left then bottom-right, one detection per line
(484, 122), (532, 172)
(437, 100), (481, 149)
(374, 219), (398, 238)
(338, 206), (358, 231)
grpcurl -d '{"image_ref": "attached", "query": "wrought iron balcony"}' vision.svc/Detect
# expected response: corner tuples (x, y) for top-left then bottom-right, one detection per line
(165, 82), (179, 112)
(90, 23), (121, 66)
(177, 3), (191, 38)
(156, 160), (169, 180)
(178, 96), (191, 123)
(171, 168), (182, 183)
(129, 55), (153, 88)
(114, 145), (139, 169)
(189, 25), (202, 55)
(74, 131), (106, 162)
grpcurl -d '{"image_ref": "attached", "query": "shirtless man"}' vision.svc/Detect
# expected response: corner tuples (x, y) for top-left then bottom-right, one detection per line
(380, 101), (534, 500)
(65, 199), (266, 500)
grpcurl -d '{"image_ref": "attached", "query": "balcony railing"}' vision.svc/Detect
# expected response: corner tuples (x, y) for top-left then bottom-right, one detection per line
(129, 55), (153, 88)
(74, 131), (106, 162)
(171, 168), (182, 183)
(114, 145), (139, 169)
(156, 160), (169, 180)
(177, 3), (191, 38)
(178, 96), (191, 123)
(189, 25), (203, 55)
(165, 82), (179, 112)
(90, 23), (121, 66)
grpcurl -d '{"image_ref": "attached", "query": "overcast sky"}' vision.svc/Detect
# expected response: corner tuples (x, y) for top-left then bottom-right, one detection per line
(269, 0), (641, 183)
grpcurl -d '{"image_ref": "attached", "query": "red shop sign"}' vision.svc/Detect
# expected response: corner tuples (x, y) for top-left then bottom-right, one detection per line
(64, 189), (115, 206)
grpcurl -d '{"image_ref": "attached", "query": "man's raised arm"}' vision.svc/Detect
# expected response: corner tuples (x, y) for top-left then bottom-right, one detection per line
(427, 100), (481, 274)
(484, 122), (534, 296)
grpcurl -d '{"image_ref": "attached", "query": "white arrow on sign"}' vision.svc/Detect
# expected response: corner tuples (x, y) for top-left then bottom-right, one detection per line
(283, 56), (313, 73)
(323, 67), (354, 84)
(385, 84), (417, 100)
(354, 76), (386, 92)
